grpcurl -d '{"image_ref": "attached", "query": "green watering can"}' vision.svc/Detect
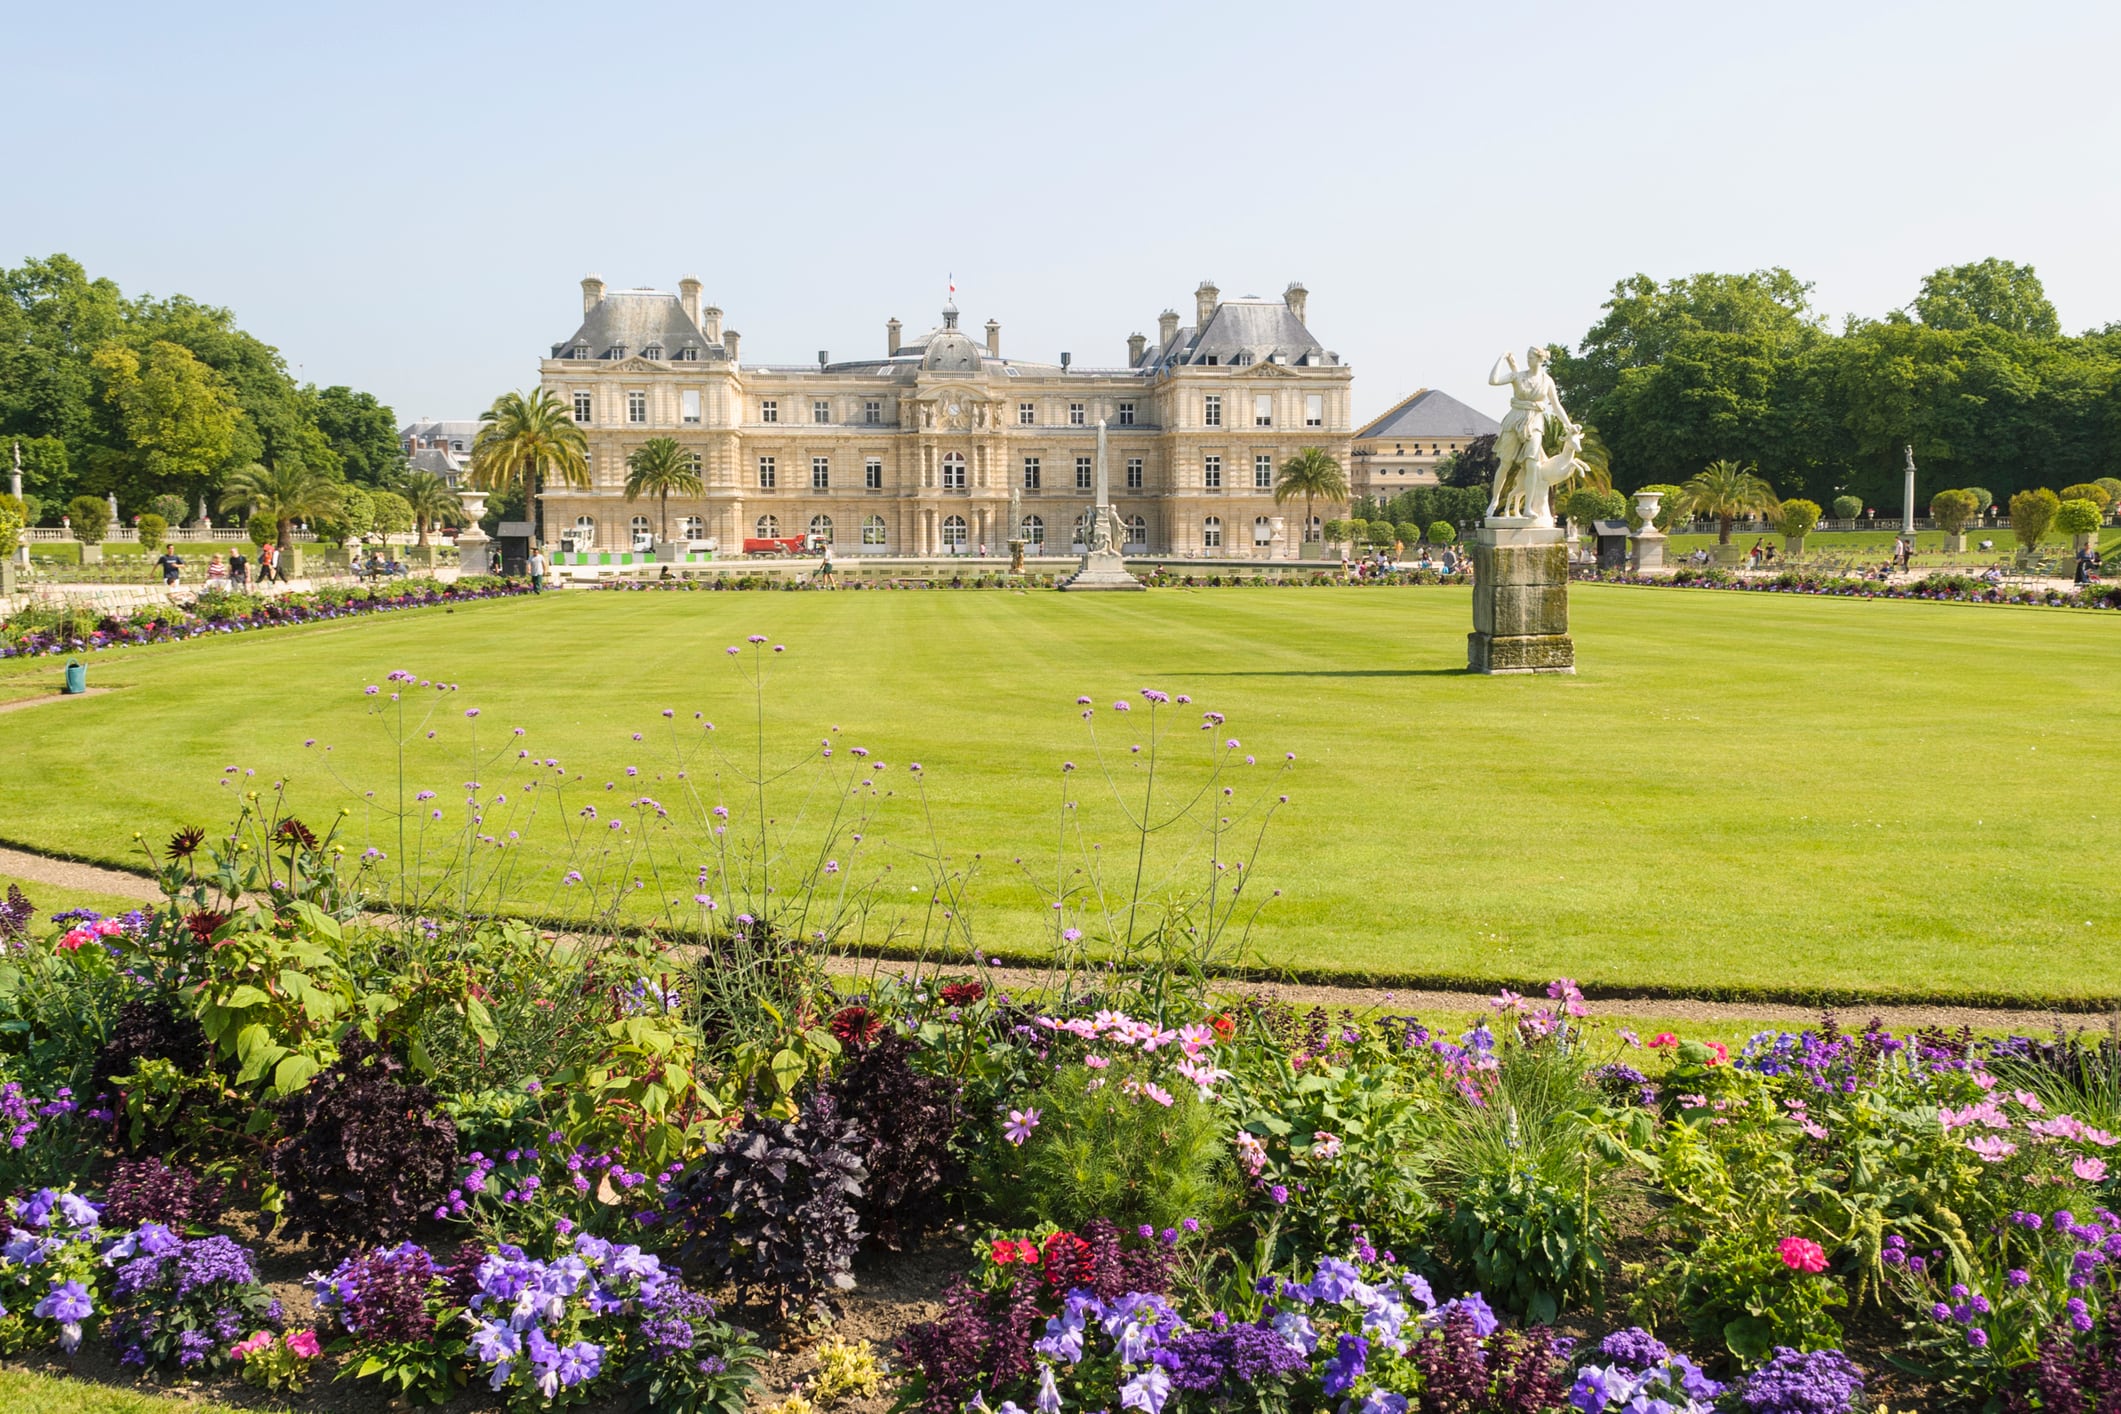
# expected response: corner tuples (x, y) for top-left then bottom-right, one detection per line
(62, 661), (85, 695)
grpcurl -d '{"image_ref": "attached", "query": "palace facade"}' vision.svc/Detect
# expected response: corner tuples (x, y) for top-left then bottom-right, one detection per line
(537, 277), (1353, 557)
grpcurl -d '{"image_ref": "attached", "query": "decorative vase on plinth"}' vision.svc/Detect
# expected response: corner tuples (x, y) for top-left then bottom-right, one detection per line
(1466, 520), (1573, 674)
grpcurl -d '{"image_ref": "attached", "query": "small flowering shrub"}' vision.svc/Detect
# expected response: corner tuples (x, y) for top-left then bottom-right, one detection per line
(232, 1326), (322, 1390)
(439, 1130), (682, 1252)
(312, 1240), (468, 1403)
(977, 1010), (1235, 1233)
(103, 1225), (281, 1373)
(1737, 1345), (1866, 1413)
(671, 1089), (867, 1317)
(101, 1156), (227, 1230)
(0, 1187), (105, 1356)
(272, 1033), (461, 1250)
(462, 1233), (759, 1412)
(807, 1333), (886, 1404)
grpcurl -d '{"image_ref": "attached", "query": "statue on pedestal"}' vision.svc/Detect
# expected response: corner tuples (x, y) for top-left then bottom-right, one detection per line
(1485, 346), (1579, 526)
(1057, 418), (1144, 592)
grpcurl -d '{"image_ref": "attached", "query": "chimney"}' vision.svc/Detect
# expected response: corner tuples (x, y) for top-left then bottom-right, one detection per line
(701, 305), (723, 343)
(1127, 332), (1147, 364)
(818, 350), (830, 369)
(1157, 309), (1179, 346)
(724, 329), (740, 364)
(1283, 281), (1308, 324)
(1060, 352), (1072, 372)
(678, 275), (702, 327)
(1194, 280), (1219, 330)
(886, 317), (902, 356)
(581, 274), (605, 314)
(985, 319), (1001, 357)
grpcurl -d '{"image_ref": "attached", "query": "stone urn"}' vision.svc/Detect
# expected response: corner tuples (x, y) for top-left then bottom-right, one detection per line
(1632, 489), (1664, 529)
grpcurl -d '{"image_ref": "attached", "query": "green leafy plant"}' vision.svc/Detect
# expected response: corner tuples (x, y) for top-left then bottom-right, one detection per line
(1831, 494), (1863, 521)
(2011, 488), (2061, 548)
(1776, 498), (1823, 540)
(1930, 489), (1980, 538)
(66, 494), (109, 542)
(2056, 498), (2103, 537)
(136, 511), (168, 552)
(1427, 520), (1456, 545)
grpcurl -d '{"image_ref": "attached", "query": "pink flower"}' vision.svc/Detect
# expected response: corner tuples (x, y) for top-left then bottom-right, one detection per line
(1648, 1032), (1678, 1050)
(57, 929), (92, 952)
(1967, 1135), (2020, 1163)
(1004, 1108), (1041, 1145)
(1778, 1236), (1828, 1273)
(285, 1329), (322, 1359)
(2074, 1157), (2109, 1183)
(231, 1330), (275, 1360)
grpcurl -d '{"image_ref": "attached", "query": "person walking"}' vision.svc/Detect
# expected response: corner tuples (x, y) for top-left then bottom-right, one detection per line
(528, 547), (548, 594)
(156, 549), (183, 587)
(228, 547), (248, 589)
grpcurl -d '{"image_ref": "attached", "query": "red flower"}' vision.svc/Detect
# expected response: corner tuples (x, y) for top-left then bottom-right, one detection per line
(1704, 1041), (1729, 1066)
(1209, 1013), (1236, 1040)
(183, 910), (230, 946)
(1778, 1236), (1828, 1273)
(830, 1005), (882, 1048)
(1648, 1032), (1678, 1050)
(940, 981), (984, 1007)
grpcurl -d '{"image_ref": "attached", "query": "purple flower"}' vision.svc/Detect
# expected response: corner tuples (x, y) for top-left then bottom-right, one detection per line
(1322, 1333), (1368, 1397)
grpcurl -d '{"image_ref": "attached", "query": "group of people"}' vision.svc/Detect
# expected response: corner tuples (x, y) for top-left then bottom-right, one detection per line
(145, 545), (288, 591)
(1346, 547), (1465, 580)
(348, 548), (407, 581)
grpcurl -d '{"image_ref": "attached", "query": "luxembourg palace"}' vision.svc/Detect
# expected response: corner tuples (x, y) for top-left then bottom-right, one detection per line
(538, 276), (1353, 557)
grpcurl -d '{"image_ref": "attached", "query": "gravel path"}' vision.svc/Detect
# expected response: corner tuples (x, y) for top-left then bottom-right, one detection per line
(1, 845), (2102, 1036)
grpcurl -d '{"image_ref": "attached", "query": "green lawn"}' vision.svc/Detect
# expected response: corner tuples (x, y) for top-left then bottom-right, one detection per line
(1, 585), (2116, 1004)
(0, 1369), (262, 1414)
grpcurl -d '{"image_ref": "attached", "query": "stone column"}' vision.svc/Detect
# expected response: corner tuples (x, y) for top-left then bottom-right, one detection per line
(1467, 523), (1573, 674)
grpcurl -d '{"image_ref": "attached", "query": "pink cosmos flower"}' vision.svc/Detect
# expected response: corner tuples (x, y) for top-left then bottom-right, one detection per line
(1967, 1135), (2020, 1163)
(2074, 1157), (2109, 1183)
(1004, 1108), (1041, 1145)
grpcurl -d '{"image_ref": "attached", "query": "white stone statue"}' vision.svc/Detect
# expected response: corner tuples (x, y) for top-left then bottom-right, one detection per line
(1494, 427), (1583, 522)
(1486, 345), (1580, 524)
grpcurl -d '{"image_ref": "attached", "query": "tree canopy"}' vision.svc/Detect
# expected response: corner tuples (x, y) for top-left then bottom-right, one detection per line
(0, 254), (398, 524)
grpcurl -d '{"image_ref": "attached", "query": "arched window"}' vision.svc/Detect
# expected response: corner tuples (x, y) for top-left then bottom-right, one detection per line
(572, 515), (596, 548)
(941, 514), (967, 549)
(808, 514), (834, 544)
(1020, 515), (1045, 546)
(1202, 516), (1222, 549)
(679, 515), (704, 541)
(755, 515), (779, 538)
(1124, 515), (1147, 548)
(862, 514), (888, 546)
(1254, 515), (1273, 546)
(630, 515), (652, 543)
(941, 452), (966, 490)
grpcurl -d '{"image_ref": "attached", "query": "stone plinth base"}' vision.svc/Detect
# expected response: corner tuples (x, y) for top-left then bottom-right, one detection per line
(1631, 530), (1666, 571)
(1469, 523), (1573, 674)
(1057, 548), (1144, 591)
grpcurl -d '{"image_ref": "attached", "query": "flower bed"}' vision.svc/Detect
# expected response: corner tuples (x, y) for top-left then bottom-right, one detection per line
(0, 656), (2115, 1411)
(0, 576), (532, 659)
(1581, 565), (2121, 610)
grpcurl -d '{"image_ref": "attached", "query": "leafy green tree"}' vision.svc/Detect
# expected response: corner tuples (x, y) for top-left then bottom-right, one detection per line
(2056, 499), (2103, 538)
(1775, 498), (1822, 539)
(1561, 487), (1627, 527)
(148, 492), (189, 527)
(1962, 487), (1995, 517)
(324, 485), (376, 543)
(1273, 448), (1349, 546)
(305, 385), (405, 486)
(1831, 495), (1863, 522)
(2096, 477), (2121, 507)
(623, 438), (703, 542)
(135, 512), (167, 553)
(400, 472), (463, 547)
(66, 494), (109, 543)
(89, 339), (242, 496)
(0, 496), (22, 554)
(1427, 521), (1456, 546)
(1914, 258), (2060, 338)
(2060, 482), (2112, 510)
(2009, 488), (2060, 549)
(218, 460), (342, 554)
(1678, 461), (1778, 544)
(2, 436), (69, 511)
(1321, 519), (1347, 545)
(1395, 521), (1423, 546)
(1441, 434), (1497, 490)
(471, 389), (588, 547)
(368, 489), (415, 537)
(1929, 489), (1980, 537)
(246, 511), (276, 549)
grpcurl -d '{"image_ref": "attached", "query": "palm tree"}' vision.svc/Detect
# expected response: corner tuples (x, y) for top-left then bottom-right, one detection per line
(470, 389), (589, 548)
(623, 438), (703, 543)
(1678, 460), (1779, 544)
(400, 471), (465, 548)
(217, 460), (343, 555)
(1273, 448), (1349, 550)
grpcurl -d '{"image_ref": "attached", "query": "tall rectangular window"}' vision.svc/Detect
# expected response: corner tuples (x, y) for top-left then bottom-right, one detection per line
(864, 400), (881, 424)
(1203, 456), (1222, 489)
(1255, 453), (1274, 489)
(572, 391), (592, 423)
(627, 390), (647, 424)
(1018, 401), (1035, 425)
(1254, 394), (1273, 427)
(1304, 393), (1323, 428)
(1076, 456), (1092, 490)
(757, 456), (777, 488)
(1203, 395), (1221, 428)
(1069, 402), (1085, 426)
(1118, 402), (1135, 426)
(1126, 457), (1143, 490)
(1022, 457), (1041, 491)
(812, 457), (830, 489)
(813, 399), (830, 424)
(681, 389), (700, 424)
(761, 400), (778, 423)
(865, 457), (883, 489)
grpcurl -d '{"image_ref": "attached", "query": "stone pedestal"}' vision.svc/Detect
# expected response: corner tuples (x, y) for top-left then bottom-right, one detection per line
(457, 529), (493, 576)
(1008, 539), (1024, 574)
(1468, 522), (1573, 675)
(1631, 529), (1666, 571)
(79, 542), (102, 564)
(1057, 546), (1143, 592)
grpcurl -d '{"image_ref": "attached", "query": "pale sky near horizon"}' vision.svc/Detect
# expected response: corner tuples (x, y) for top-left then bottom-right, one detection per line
(8, 1), (2119, 428)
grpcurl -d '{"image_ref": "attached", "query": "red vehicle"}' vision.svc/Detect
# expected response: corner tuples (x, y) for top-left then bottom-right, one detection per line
(743, 534), (823, 557)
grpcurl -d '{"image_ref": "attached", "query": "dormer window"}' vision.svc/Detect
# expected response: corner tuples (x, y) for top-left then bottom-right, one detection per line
(570, 345), (589, 360)
(641, 344), (663, 361)
(676, 347), (697, 362)
(608, 344), (627, 360)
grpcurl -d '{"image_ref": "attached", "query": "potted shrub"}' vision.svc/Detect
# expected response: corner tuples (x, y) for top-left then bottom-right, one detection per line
(2009, 488), (2060, 565)
(66, 495), (110, 563)
(1830, 494), (1862, 527)
(136, 512), (168, 556)
(1928, 489), (1980, 553)
(1775, 498), (1821, 554)
(2056, 497), (2104, 553)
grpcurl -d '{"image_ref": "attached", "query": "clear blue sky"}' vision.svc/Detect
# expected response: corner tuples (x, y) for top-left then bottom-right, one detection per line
(8, 1), (2118, 427)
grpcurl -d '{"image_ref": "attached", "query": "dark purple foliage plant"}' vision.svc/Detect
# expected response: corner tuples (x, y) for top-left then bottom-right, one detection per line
(828, 1029), (960, 1249)
(271, 1035), (460, 1250)
(101, 1157), (226, 1230)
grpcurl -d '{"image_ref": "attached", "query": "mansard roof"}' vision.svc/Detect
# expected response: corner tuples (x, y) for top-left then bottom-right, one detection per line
(1354, 388), (1500, 442)
(551, 289), (716, 360)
